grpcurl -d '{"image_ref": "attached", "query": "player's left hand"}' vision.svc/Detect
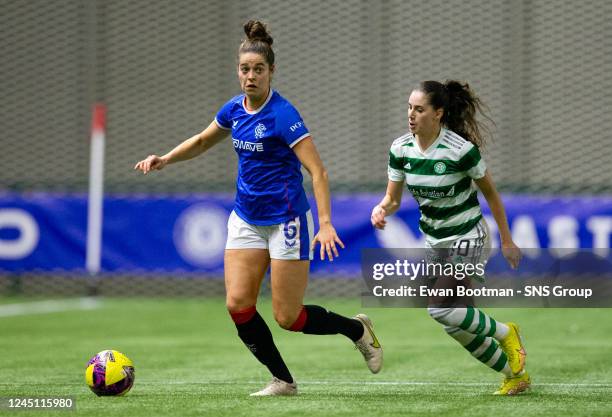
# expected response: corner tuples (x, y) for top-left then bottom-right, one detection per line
(312, 223), (345, 262)
(501, 241), (522, 269)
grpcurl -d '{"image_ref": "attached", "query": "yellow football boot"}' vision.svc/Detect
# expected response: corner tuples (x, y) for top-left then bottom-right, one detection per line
(493, 371), (531, 395)
(499, 322), (526, 375)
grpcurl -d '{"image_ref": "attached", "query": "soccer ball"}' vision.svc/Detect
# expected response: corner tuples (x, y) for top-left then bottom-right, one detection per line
(85, 350), (135, 396)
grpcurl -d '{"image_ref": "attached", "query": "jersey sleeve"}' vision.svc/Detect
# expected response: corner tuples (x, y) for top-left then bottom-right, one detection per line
(214, 99), (233, 130)
(276, 103), (310, 148)
(388, 141), (406, 182)
(460, 143), (487, 179)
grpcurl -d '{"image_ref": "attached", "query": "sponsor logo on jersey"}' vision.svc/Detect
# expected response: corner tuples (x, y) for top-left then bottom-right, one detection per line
(407, 185), (455, 199)
(410, 188), (448, 199)
(434, 161), (447, 174)
(232, 120), (238, 128)
(254, 123), (266, 139)
(233, 138), (264, 152)
(289, 121), (303, 132)
(404, 162), (411, 170)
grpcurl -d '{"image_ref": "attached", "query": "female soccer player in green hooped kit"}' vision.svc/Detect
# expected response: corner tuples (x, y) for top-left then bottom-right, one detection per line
(135, 20), (382, 396)
(371, 80), (530, 395)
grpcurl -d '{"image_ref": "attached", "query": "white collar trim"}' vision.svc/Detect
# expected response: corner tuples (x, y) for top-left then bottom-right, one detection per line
(242, 89), (273, 115)
(416, 127), (446, 155)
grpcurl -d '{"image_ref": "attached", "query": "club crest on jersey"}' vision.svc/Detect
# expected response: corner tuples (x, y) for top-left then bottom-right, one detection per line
(434, 161), (447, 174)
(254, 123), (266, 139)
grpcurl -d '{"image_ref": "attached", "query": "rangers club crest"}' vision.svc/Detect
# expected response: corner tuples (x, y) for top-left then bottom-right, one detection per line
(254, 123), (266, 139)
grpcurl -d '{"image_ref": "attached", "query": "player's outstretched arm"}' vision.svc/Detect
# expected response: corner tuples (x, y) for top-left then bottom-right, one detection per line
(475, 170), (522, 269)
(134, 121), (227, 174)
(293, 137), (344, 262)
(371, 180), (404, 230)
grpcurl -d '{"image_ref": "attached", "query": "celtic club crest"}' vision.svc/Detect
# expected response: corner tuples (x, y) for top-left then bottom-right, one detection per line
(434, 161), (446, 174)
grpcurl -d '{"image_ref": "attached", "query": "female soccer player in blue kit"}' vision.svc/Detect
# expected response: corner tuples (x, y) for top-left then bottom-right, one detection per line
(135, 20), (382, 396)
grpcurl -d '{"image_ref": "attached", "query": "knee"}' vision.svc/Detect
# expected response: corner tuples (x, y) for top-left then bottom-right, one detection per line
(226, 299), (243, 313)
(227, 301), (257, 326)
(226, 292), (255, 313)
(273, 308), (302, 330)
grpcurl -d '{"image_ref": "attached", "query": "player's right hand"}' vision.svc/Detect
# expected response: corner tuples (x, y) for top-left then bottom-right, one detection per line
(501, 241), (522, 269)
(134, 155), (167, 174)
(371, 205), (387, 230)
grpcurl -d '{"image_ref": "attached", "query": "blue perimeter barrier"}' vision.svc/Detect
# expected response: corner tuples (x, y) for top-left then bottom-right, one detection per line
(1, 192), (611, 276)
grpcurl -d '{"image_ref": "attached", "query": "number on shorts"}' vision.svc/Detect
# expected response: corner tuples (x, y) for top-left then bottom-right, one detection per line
(284, 221), (297, 248)
(451, 239), (471, 257)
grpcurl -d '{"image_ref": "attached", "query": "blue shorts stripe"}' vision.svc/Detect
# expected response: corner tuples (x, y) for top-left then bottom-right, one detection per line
(299, 212), (309, 260)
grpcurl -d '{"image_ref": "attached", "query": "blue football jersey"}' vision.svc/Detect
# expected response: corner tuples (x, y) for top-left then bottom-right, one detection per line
(215, 90), (311, 225)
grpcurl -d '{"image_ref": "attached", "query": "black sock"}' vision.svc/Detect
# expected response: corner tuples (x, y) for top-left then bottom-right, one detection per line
(235, 311), (293, 384)
(302, 305), (364, 342)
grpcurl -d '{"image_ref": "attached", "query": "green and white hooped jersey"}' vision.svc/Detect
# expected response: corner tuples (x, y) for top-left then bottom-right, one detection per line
(388, 128), (487, 246)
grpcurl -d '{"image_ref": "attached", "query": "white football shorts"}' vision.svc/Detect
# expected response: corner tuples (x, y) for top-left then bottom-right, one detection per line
(225, 210), (314, 261)
(425, 218), (492, 281)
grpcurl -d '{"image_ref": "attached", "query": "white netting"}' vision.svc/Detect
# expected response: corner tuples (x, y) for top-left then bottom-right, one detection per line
(2, 0), (611, 193)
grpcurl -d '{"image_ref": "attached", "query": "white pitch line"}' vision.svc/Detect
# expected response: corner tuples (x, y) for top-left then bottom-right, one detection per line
(0, 297), (101, 317)
(296, 381), (612, 388)
(151, 380), (612, 388)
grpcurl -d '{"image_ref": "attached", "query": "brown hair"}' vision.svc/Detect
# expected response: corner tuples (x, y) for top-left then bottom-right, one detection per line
(239, 20), (274, 66)
(418, 80), (493, 147)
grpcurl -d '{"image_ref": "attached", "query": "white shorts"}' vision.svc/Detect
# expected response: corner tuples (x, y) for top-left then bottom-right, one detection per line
(225, 210), (314, 260)
(425, 218), (492, 275)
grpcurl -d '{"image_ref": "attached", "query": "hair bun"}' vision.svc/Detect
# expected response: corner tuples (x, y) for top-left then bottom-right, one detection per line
(444, 80), (467, 94)
(244, 20), (273, 45)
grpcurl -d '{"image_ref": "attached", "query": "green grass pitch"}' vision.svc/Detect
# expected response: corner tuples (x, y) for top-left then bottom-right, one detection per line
(1, 297), (611, 417)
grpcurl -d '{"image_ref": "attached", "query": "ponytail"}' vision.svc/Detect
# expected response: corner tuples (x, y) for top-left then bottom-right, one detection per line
(419, 80), (493, 148)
